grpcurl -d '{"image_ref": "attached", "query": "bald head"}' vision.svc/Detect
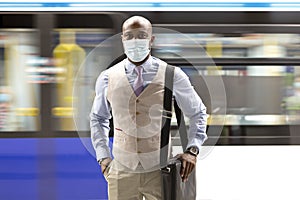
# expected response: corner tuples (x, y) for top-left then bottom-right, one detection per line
(122, 16), (152, 33)
(122, 16), (153, 41)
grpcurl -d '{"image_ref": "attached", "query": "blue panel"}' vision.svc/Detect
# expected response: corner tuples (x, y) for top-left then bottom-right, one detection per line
(0, 138), (109, 200)
(0, 138), (39, 200)
(54, 138), (107, 200)
(1, 2), (300, 11)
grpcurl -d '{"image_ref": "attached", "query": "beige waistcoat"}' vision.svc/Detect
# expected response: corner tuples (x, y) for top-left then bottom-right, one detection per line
(107, 60), (167, 170)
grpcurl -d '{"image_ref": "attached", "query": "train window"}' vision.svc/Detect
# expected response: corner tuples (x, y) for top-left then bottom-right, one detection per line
(0, 29), (40, 132)
(153, 33), (300, 59)
(55, 14), (114, 29)
(150, 31), (300, 145)
(0, 14), (34, 28)
(51, 28), (113, 131)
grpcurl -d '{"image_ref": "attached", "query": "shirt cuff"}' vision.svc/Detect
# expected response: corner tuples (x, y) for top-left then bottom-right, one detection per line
(186, 133), (208, 151)
(95, 147), (111, 162)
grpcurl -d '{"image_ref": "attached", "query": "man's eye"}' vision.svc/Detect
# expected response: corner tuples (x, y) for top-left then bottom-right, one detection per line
(138, 33), (148, 39)
(124, 34), (133, 40)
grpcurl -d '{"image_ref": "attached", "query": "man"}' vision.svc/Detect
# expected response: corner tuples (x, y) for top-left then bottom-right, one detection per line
(90, 15), (207, 200)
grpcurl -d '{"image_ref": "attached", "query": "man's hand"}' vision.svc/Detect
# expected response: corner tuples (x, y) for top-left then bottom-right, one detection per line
(99, 157), (112, 175)
(176, 153), (197, 182)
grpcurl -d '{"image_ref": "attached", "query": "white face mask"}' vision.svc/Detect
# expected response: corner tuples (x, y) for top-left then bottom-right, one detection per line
(123, 39), (150, 63)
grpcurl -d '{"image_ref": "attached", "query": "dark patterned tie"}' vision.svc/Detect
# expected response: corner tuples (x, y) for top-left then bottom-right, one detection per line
(133, 66), (144, 96)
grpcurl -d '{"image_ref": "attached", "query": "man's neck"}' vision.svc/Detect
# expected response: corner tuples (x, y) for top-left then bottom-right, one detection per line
(128, 54), (150, 66)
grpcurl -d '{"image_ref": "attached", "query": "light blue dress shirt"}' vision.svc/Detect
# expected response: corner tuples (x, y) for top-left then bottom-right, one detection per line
(90, 56), (208, 161)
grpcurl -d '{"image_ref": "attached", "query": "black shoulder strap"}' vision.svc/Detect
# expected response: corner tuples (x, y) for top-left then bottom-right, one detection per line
(160, 65), (188, 166)
(174, 99), (188, 150)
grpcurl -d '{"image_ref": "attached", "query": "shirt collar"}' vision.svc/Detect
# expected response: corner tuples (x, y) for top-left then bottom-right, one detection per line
(125, 56), (153, 73)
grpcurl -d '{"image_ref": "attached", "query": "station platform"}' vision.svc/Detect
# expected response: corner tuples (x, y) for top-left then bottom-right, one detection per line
(0, 138), (299, 200)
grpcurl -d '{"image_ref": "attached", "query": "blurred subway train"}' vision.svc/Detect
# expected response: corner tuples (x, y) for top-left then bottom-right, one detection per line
(1, 6), (300, 200)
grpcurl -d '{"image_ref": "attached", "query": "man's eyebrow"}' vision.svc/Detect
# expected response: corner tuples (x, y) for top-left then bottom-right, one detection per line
(123, 31), (133, 35)
(138, 31), (148, 33)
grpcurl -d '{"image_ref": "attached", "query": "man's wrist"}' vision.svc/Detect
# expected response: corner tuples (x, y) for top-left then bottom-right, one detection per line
(98, 157), (110, 165)
(185, 146), (199, 157)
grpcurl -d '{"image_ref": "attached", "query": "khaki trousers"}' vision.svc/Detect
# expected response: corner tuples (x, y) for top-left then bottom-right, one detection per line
(104, 161), (162, 200)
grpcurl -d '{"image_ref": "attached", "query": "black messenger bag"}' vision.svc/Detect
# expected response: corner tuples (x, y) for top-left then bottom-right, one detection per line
(160, 65), (197, 200)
